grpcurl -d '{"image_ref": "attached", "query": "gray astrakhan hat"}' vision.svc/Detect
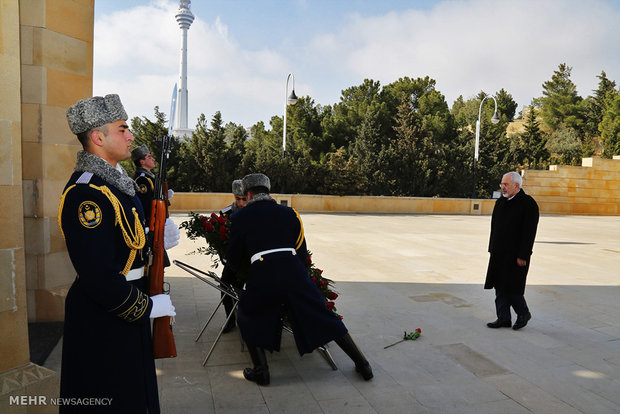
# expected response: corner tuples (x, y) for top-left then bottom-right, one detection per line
(232, 179), (244, 196)
(131, 144), (150, 161)
(66, 94), (128, 135)
(242, 173), (270, 193)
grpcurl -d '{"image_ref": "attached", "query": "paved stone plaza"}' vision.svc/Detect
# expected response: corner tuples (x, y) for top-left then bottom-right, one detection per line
(46, 213), (620, 413)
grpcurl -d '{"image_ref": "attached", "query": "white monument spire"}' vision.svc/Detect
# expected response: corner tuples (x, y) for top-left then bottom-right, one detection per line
(172, 0), (195, 138)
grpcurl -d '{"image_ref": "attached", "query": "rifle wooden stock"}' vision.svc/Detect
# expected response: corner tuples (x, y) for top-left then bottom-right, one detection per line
(149, 197), (177, 359)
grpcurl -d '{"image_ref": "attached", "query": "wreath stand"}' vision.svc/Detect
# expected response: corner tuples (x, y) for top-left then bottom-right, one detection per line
(173, 260), (338, 370)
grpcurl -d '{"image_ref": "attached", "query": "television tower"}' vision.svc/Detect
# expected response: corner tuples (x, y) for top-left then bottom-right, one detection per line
(172, 0), (195, 138)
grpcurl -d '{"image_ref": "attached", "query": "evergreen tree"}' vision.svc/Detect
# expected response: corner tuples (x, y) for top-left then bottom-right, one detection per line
(350, 107), (392, 195)
(318, 148), (365, 195)
(495, 89), (518, 122)
(582, 71), (618, 153)
(517, 107), (549, 169)
(600, 90), (620, 157)
(224, 122), (248, 180)
(540, 63), (584, 132)
(179, 112), (230, 192)
(242, 119), (287, 192)
(546, 124), (582, 165)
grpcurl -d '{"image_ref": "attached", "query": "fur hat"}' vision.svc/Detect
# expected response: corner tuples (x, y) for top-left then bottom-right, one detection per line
(131, 144), (150, 161)
(232, 179), (244, 196)
(242, 173), (270, 193)
(66, 94), (128, 135)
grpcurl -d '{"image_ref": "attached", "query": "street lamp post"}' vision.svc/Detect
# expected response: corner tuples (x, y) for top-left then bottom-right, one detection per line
(472, 94), (500, 198)
(281, 73), (298, 193)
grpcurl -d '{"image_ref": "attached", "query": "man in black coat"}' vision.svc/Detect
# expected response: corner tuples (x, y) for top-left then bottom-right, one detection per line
(223, 173), (373, 385)
(58, 94), (177, 413)
(485, 171), (539, 331)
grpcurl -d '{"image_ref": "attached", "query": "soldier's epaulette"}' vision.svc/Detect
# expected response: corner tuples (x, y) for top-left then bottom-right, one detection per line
(292, 208), (305, 250)
(57, 172), (98, 240)
(134, 174), (154, 192)
(57, 174), (146, 276)
(220, 205), (233, 215)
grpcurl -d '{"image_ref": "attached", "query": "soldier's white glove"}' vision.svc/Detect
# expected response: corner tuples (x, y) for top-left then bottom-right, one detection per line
(150, 294), (176, 318)
(164, 218), (180, 249)
(167, 189), (174, 199)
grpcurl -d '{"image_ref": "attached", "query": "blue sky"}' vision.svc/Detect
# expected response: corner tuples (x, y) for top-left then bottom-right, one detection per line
(94, 0), (620, 129)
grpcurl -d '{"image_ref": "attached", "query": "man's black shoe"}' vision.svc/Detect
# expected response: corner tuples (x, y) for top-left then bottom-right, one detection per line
(243, 367), (270, 385)
(512, 312), (531, 330)
(355, 361), (374, 381)
(487, 319), (512, 328)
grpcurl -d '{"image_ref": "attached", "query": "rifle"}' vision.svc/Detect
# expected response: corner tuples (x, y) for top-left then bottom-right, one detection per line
(148, 135), (177, 359)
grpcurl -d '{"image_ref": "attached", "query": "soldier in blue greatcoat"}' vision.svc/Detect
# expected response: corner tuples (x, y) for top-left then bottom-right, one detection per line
(223, 173), (373, 385)
(130, 144), (156, 220)
(219, 179), (247, 333)
(58, 94), (177, 413)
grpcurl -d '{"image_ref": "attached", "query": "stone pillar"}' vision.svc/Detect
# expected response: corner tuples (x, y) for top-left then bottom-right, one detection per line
(1, 0), (94, 411)
(21, 0), (94, 322)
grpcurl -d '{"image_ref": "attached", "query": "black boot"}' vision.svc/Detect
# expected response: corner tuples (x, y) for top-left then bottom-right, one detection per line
(334, 333), (373, 381)
(243, 345), (270, 385)
(222, 294), (236, 333)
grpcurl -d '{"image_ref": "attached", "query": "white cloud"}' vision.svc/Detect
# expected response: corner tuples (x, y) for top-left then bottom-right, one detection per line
(94, 0), (620, 128)
(306, 0), (620, 109)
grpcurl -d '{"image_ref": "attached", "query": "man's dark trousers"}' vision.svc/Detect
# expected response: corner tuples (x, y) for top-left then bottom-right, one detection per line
(495, 289), (529, 321)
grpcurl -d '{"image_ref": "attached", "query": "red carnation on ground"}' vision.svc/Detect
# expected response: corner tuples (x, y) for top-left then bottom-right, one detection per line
(204, 222), (214, 232)
(327, 291), (338, 300)
(326, 301), (335, 310)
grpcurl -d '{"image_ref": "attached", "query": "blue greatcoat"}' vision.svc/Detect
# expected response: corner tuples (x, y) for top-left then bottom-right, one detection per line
(224, 198), (347, 355)
(58, 170), (159, 413)
(133, 167), (155, 220)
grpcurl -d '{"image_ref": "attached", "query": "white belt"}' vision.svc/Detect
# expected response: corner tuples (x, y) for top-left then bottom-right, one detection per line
(126, 268), (145, 281)
(250, 248), (296, 264)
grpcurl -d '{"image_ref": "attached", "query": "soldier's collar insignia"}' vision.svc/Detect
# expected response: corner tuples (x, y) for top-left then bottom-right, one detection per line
(78, 201), (102, 228)
(139, 184), (148, 193)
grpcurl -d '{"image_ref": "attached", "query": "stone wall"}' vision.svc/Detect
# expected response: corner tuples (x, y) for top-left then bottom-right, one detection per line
(21, 0), (94, 323)
(523, 157), (620, 215)
(169, 193), (497, 215)
(1, 1), (94, 411)
(0, 0), (30, 377)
